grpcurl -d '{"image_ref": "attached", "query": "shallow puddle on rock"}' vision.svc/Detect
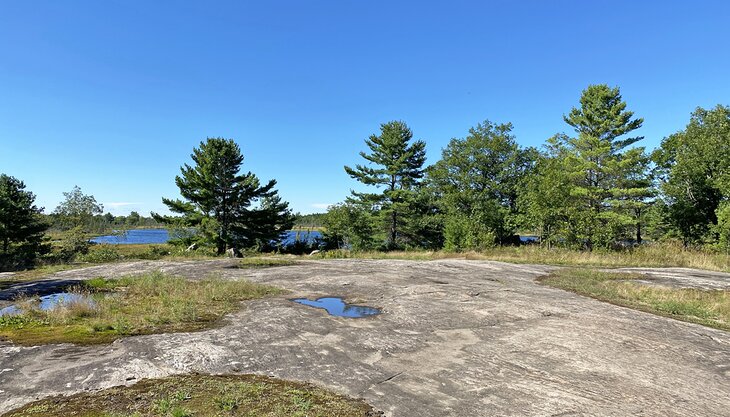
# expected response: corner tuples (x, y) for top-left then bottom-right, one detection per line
(291, 297), (380, 318)
(0, 292), (94, 316)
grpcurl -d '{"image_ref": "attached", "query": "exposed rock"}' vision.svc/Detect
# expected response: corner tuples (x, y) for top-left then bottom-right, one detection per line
(225, 247), (242, 258)
(1, 260), (729, 416)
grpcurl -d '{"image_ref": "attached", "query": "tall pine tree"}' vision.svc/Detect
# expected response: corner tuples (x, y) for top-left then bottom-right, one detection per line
(154, 138), (294, 254)
(344, 121), (426, 249)
(543, 85), (653, 249)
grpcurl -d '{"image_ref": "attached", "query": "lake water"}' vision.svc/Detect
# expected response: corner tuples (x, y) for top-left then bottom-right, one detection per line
(91, 229), (170, 244)
(92, 229), (530, 246)
(91, 229), (323, 246)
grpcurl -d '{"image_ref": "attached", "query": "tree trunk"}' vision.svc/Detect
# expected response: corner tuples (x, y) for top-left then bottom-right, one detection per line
(389, 210), (397, 248)
(216, 239), (226, 255)
(636, 222), (642, 244)
(389, 175), (398, 248)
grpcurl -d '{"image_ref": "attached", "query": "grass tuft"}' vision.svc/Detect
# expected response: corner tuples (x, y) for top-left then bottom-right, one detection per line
(236, 257), (298, 269)
(312, 243), (730, 272)
(0, 271), (283, 345)
(540, 268), (730, 331)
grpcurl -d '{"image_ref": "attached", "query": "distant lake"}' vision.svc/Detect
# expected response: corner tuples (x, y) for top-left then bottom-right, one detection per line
(91, 229), (170, 244)
(91, 229), (323, 246)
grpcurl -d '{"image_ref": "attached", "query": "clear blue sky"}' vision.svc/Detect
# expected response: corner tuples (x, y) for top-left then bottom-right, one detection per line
(1, 1), (728, 216)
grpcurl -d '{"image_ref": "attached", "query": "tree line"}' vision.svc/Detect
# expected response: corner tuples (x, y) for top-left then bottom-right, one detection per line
(2, 83), (728, 270)
(0, 182), (161, 270)
(325, 84), (730, 252)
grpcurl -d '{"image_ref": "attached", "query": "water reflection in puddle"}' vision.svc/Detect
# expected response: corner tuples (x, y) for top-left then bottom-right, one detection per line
(0, 292), (94, 316)
(291, 297), (380, 318)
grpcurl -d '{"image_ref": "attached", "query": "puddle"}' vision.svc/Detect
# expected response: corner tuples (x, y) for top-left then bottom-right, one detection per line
(291, 297), (380, 318)
(0, 292), (95, 316)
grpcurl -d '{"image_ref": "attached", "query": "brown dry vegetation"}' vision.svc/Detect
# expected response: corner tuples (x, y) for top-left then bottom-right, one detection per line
(0, 272), (282, 345)
(539, 269), (730, 331)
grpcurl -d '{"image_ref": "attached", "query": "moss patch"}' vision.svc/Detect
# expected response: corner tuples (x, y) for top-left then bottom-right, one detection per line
(3, 374), (378, 417)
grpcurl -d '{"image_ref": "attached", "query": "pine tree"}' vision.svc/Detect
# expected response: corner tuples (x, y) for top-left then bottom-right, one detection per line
(154, 137), (294, 254)
(555, 84), (652, 249)
(0, 174), (49, 270)
(344, 121), (426, 249)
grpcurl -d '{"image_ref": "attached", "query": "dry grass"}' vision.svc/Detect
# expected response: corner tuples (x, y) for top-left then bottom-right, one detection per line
(0, 271), (283, 345)
(539, 269), (730, 331)
(4, 374), (375, 417)
(313, 243), (730, 272)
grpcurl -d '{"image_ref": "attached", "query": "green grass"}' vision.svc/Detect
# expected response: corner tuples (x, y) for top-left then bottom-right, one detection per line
(311, 243), (730, 272)
(236, 257), (298, 268)
(4, 374), (375, 417)
(539, 268), (730, 331)
(0, 271), (283, 345)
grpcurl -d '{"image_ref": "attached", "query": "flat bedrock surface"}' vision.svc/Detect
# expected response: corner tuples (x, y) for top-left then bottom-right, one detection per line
(1, 259), (728, 416)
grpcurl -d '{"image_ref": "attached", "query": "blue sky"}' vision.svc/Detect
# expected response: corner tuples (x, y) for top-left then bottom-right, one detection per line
(1, 1), (728, 215)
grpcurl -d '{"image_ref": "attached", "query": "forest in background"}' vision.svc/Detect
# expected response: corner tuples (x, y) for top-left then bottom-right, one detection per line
(2, 84), (729, 270)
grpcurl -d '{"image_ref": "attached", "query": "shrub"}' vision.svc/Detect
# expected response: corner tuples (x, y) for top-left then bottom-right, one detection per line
(76, 245), (121, 263)
(57, 226), (91, 261)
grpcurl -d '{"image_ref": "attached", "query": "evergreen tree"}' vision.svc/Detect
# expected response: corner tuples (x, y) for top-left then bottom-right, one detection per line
(561, 84), (652, 249)
(0, 174), (49, 271)
(344, 121), (426, 249)
(154, 137), (294, 254)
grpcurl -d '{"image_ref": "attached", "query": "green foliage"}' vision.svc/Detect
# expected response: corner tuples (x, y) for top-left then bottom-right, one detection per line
(653, 105), (730, 246)
(293, 212), (326, 228)
(344, 121), (427, 249)
(0, 174), (50, 271)
(521, 85), (652, 249)
(443, 213), (495, 251)
(154, 137), (294, 254)
(322, 203), (376, 250)
(52, 186), (104, 230)
(57, 226), (91, 261)
(518, 138), (574, 246)
(716, 203), (730, 252)
(428, 120), (534, 247)
(76, 245), (121, 263)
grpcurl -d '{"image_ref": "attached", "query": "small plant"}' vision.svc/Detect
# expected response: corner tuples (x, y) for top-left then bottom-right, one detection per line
(57, 226), (91, 261)
(170, 406), (193, 417)
(214, 394), (241, 411)
(76, 245), (121, 263)
(154, 397), (174, 414)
